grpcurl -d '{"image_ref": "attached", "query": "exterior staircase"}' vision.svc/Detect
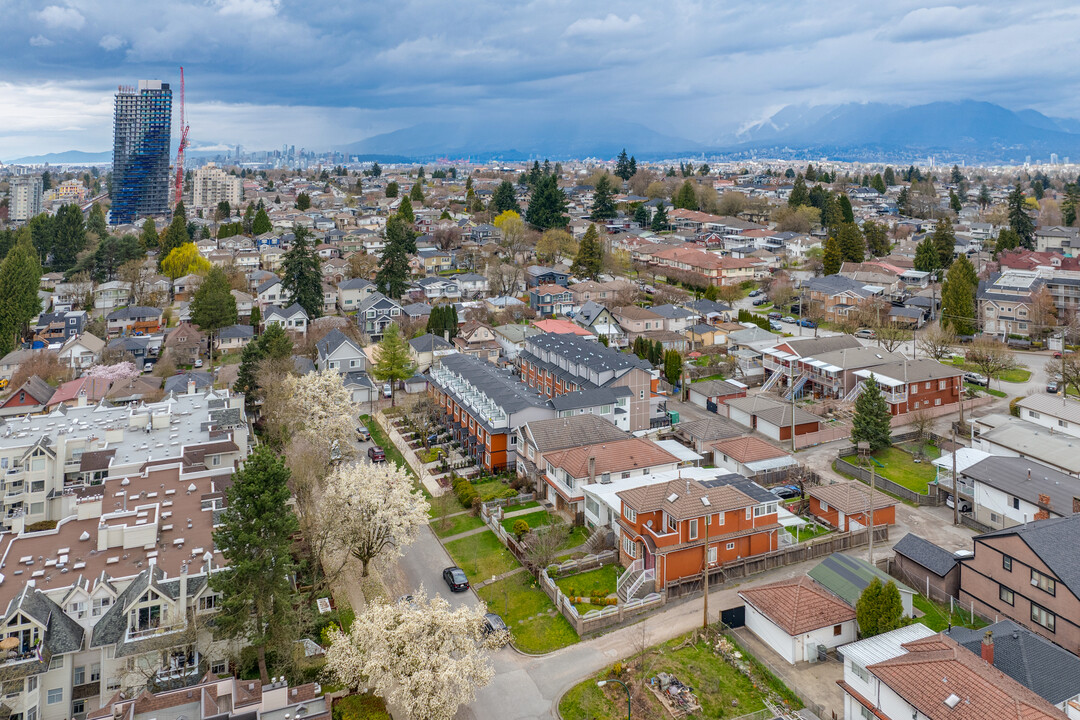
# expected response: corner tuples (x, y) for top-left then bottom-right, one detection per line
(760, 368), (784, 393)
(782, 372), (810, 401)
(616, 560), (656, 602)
(844, 381), (867, 403)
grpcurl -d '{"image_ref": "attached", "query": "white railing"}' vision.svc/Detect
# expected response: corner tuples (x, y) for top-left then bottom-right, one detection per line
(843, 383), (866, 403)
(760, 369), (784, 393)
(626, 568), (655, 600)
(616, 559), (642, 595)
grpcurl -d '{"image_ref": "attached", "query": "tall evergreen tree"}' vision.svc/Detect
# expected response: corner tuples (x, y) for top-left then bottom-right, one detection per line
(628, 156), (637, 177)
(141, 218), (159, 250)
(249, 303), (261, 330)
(883, 167), (896, 187)
(295, 192), (311, 210)
(525, 174), (568, 229)
(210, 446), (299, 684)
(397, 195), (415, 224)
(633, 204), (649, 226)
(252, 206), (272, 235)
(949, 189), (963, 214)
(87, 202), (109, 239)
(159, 201), (190, 270)
(838, 194), (855, 223)
(570, 224), (603, 280)
(491, 180), (520, 215)
(837, 222), (865, 263)
(651, 202), (669, 232)
(0, 234), (42, 355)
(243, 203), (256, 234)
(52, 204), (87, 271)
(993, 228), (1022, 257)
(1062, 183), (1080, 227)
(672, 179), (699, 210)
(27, 214), (54, 265)
(978, 183), (992, 210)
(941, 254), (977, 336)
(788, 175), (809, 207)
(896, 187), (910, 216)
(663, 350), (683, 386)
(851, 375), (892, 451)
(191, 266), (239, 367)
(1007, 186), (1035, 248)
(376, 215), (415, 299)
(371, 323), (417, 407)
(870, 173), (887, 193)
(614, 149), (633, 181)
(280, 225), (323, 318)
(409, 181), (424, 203)
(822, 236), (842, 275)
(932, 215), (956, 269)
(590, 175), (617, 220)
(385, 181), (399, 198)
(913, 236), (939, 272)
(863, 220), (890, 257)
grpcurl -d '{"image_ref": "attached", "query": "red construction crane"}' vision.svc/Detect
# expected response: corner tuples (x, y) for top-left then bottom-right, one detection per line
(173, 66), (189, 206)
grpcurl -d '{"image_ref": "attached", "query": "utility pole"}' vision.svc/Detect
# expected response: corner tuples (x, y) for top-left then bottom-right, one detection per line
(952, 429), (959, 526)
(868, 462), (876, 565)
(702, 512), (710, 628)
(790, 354), (797, 453)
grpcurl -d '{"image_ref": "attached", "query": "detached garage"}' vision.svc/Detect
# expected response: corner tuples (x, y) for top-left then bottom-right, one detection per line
(738, 576), (857, 665)
(725, 395), (821, 441)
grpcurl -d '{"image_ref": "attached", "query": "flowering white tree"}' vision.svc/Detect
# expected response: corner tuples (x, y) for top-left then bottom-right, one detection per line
(88, 361), (137, 383)
(325, 591), (504, 720)
(318, 460), (428, 577)
(284, 369), (357, 455)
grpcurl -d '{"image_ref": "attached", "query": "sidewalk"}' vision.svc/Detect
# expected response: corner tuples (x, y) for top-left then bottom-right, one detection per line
(440, 525), (491, 543)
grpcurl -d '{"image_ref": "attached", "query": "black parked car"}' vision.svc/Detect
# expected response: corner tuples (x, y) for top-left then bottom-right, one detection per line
(483, 613), (507, 635)
(443, 566), (469, 592)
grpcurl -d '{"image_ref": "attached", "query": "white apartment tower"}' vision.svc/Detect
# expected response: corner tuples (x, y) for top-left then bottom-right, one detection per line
(11, 176), (43, 223)
(191, 163), (242, 212)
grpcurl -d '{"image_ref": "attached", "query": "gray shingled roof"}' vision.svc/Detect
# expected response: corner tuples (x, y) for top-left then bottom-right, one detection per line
(524, 414), (628, 452)
(960, 456), (1080, 522)
(409, 333), (454, 352)
(219, 324), (255, 340)
(892, 533), (960, 577)
(977, 514), (1080, 599)
(947, 619), (1080, 706)
(550, 386), (631, 412)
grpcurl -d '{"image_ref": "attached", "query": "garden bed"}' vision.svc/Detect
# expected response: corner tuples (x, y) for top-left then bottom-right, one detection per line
(332, 693), (391, 720)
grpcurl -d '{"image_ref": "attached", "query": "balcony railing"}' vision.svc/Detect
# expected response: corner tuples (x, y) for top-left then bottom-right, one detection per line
(126, 621), (185, 641)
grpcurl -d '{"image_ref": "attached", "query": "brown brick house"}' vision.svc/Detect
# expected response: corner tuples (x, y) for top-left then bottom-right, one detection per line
(959, 515), (1080, 657)
(852, 358), (963, 416)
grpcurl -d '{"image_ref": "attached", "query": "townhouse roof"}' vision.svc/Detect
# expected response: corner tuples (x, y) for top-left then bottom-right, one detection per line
(946, 620), (1080, 706)
(545, 437), (679, 478)
(738, 576), (856, 636)
(409, 333), (454, 352)
(432, 353), (550, 426)
(47, 376), (111, 406)
(523, 332), (653, 377)
(808, 553), (914, 608)
(892, 533), (961, 578)
(804, 346), (905, 371)
(960, 455), (1080, 522)
(493, 324), (542, 344)
(618, 476), (760, 521)
(808, 480), (897, 515)
(709, 436), (790, 464)
(725, 394), (819, 427)
(531, 319), (592, 336)
(866, 634), (1067, 720)
(524, 414), (628, 453)
(975, 514), (1080, 599)
(106, 305), (163, 320)
(550, 386), (632, 412)
(676, 416), (746, 443)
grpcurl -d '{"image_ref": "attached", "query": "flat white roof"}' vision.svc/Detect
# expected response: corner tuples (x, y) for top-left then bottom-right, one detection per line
(839, 623), (936, 667)
(653, 440), (704, 464)
(931, 448), (992, 473)
(583, 466), (720, 515)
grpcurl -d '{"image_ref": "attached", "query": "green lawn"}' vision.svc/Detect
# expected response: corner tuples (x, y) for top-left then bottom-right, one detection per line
(965, 381), (1007, 398)
(871, 446), (938, 494)
(559, 631), (798, 719)
(913, 595), (989, 632)
(692, 373), (726, 383)
(833, 461), (915, 507)
(428, 492), (466, 519)
(360, 415), (411, 474)
(562, 524), (591, 551)
(444, 530), (520, 580)
(998, 368), (1032, 383)
(504, 500), (541, 512)
(472, 476), (513, 501)
(500, 510), (552, 535)
(217, 352), (243, 365)
(478, 571), (579, 654)
(785, 523), (831, 542)
(432, 512), (486, 538)
(555, 565), (620, 614)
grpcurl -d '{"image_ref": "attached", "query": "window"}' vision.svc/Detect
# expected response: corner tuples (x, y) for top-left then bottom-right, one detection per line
(820, 501), (829, 512)
(1059, 419), (1069, 428)
(1031, 603), (1056, 632)
(106, 678), (120, 692)
(991, 513), (1001, 524)
(624, 507), (636, 523)
(1012, 497), (1020, 510)
(999, 585), (1014, 605)
(911, 384), (917, 395)
(73, 666), (84, 685)
(28, 677), (37, 692)
(851, 663), (870, 682)
(688, 519), (698, 540)
(939, 379), (947, 390)
(726, 542), (735, 550)
(47, 690), (62, 705)
(622, 535), (636, 558)
(68, 601), (86, 619)
(859, 707), (874, 720)
(1003, 555), (1012, 571)
(91, 597), (111, 617)
(211, 660), (228, 675)
(708, 547), (716, 564)
(833, 624), (843, 636)
(90, 664), (100, 682)
(198, 595), (219, 611)
(1031, 569), (1056, 595)
(30, 503), (43, 515)
(48, 656), (63, 670)
(27, 706), (37, 720)
(1028, 410), (1040, 419)
(72, 700), (85, 716)
(668, 514), (677, 532)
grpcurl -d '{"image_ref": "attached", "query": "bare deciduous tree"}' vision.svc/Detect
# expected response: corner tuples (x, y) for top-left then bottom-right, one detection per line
(966, 337), (1021, 388)
(917, 324), (957, 360)
(522, 520), (572, 570)
(875, 322), (910, 353)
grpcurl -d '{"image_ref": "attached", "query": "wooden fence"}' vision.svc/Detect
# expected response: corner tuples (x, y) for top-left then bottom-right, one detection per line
(665, 526), (889, 599)
(834, 456), (942, 506)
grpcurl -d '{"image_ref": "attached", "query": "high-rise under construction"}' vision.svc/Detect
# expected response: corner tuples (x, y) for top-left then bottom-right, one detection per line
(111, 80), (172, 225)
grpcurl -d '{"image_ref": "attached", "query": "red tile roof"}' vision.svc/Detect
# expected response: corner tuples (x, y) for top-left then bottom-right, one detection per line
(738, 576), (855, 635)
(710, 436), (790, 464)
(545, 437), (679, 479)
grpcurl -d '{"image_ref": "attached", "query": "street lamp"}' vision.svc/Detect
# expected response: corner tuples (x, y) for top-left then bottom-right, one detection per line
(597, 679), (631, 719)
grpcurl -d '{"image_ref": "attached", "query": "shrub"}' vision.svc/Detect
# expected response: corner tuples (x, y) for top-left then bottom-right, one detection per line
(25, 520), (58, 533)
(512, 519), (530, 540)
(1009, 396), (1022, 418)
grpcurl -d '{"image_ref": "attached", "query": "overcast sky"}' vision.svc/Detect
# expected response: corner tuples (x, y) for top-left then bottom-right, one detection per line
(3, 0), (1080, 160)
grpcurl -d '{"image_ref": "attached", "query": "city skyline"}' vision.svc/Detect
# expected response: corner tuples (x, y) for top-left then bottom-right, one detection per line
(4, 1), (1080, 160)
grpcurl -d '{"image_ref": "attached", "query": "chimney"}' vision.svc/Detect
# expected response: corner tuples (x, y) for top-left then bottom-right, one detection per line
(443, 330), (449, 342)
(179, 563), (188, 608)
(187, 378), (196, 395)
(1073, 496), (1080, 514)
(1035, 493), (1051, 521)
(981, 630), (994, 665)
(588, 456), (596, 484)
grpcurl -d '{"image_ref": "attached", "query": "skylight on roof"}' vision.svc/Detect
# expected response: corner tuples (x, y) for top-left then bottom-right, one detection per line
(667, 493), (679, 503)
(701, 497), (711, 506)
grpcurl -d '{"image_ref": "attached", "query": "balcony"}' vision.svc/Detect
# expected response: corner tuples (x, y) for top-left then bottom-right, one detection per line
(126, 621), (185, 641)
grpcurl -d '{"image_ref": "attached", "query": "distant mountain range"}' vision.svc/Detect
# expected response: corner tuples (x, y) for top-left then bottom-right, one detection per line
(13, 100), (1080, 165)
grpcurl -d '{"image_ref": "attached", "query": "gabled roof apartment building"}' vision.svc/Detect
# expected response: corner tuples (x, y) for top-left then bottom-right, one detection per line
(517, 333), (654, 431)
